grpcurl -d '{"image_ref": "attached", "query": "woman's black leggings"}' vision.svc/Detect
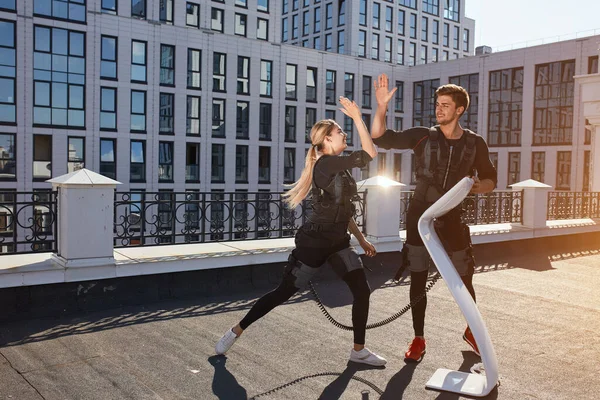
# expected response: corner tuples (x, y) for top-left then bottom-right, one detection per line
(239, 257), (371, 345)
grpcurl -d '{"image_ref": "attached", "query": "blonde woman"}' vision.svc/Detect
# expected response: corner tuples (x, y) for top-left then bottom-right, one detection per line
(215, 96), (387, 366)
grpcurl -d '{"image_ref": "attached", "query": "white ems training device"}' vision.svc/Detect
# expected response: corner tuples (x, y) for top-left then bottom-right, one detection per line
(418, 177), (499, 397)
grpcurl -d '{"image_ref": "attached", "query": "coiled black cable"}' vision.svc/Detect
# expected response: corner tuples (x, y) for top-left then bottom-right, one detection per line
(308, 273), (441, 330)
(249, 372), (384, 399)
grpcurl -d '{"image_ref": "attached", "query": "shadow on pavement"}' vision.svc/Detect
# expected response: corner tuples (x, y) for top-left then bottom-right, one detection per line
(318, 361), (385, 400)
(208, 355), (248, 400)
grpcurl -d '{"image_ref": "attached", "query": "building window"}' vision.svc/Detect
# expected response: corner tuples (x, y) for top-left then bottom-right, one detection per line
(282, 18), (288, 41)
(292, 14), (298, 39)
(314, 36), (321, 50)
(160, 44), (175, 86)
(100, 87), (117, 130)
(306, 67), (317, 102)
(488, 67), (523, 146)
(443, 23), (449, 47)
(258, 146), (271, 183)
(212, 8), (224, 32)
(34, 0), (86, 22)
(285, 105), (296, 142)
(212, 52), (226, 92)
(583, 151), (591, 192)
(259, 103), (272, 140)
(211, 144), (225, 183)
(338, 0), (346, 25)
(463, 28), (469, 52)
(260, 60), (272, 97)
(236, 101), (249, 139)
(413, 79), (439, 127)
(453, 26), (459, 49)
(100, 138), (116, 179)
(100, 35), (117, 80)
(533, 60), (575, 145)
(449, 73), (478, 131)
(344, 116), (353, 145)
(131, 40), (147, 83)
(358, 30), (366, 57)
(556, 151), (571, 190)
(385, 6), (393, 32)
(408, 42), (416, 66)
(159, 93), (174, 134)
(325, 33), (332, 50)
(325, 3), (333, 29)
(130, 140), (145, 182)
(283, 65), (297, 101)
(130, 90), (146, 132)
(186, 143), (200, 182)
(159, 0), (173, 24)
(131, 0), (145, 18)
(432, 47), (438, 62)
(394, 116), (403, 130)
(67, 136), (84, 173)
(257, 18), (268, 40)
(0, 0), (16, 11)
(0, 20), (16, 124)
(589, 56), (599, 74)
(359, 0), (366, 25)
(362, 76), (372, 109)
(187, 95), (200, 136)
(302, 10), (309, 36)
(423, 0), (438, 15)
(186, 2), (199, 27)
(432, 20), (439, 44)
(337, 30), (345, 54)
(372, 2), (380, 29)
(158, 142), (173, 182)
(0, 133), (16, 180)
(187, 49), (201, 89)
(507, 152), (520, 187)
(409, 13), (416, 39)
(444, 0), (459, 21)
(344, 73), (354, 100)
(33, 26), (86, 128)
(393, 153), (402, 182)
(378, 152), (386, 175)
(237, 56), (250, 95)
(371, 33), (379, 60)
(323, 70), (336, 105)
(235, 13), (247, 36)
(258, 0), (268, 12)
(305, 107), (316, 143)
(235, 145), (248, 183)
(284, 148), (295, 183)
(399, 0), (416, 8)
(33, 135), (52, 180)
(531, 152), (545, 183)
(325, 109), (335, 120)
(419, 45), (427, 64)
(397, 39), (404, 65)
(394, 81), (404, 112)
(314, 7), (321, 33)
(212, 99), (226, 137)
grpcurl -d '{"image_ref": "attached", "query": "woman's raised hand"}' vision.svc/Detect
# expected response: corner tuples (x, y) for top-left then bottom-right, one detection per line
(339, 96), (361, 120)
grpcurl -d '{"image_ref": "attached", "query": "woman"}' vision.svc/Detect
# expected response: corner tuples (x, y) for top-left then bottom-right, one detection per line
(215, 97), (386, 366)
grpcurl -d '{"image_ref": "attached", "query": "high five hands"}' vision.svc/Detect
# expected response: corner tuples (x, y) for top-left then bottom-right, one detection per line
(374, 74), (397, 107)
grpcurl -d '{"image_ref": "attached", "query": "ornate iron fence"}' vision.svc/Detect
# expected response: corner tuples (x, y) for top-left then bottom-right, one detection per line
(547, 191), (600, 220)
(0, 191), (58, 255)
(114, 191), (367, 248)
(399, 190), (523, 230)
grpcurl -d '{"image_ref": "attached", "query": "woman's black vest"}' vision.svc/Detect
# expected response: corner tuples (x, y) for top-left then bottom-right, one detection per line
(413, 126), (478, 204)
(307, 169), (358, 227)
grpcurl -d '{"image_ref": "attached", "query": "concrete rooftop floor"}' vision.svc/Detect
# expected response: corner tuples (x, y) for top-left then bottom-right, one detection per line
(1, 233), (599, 400)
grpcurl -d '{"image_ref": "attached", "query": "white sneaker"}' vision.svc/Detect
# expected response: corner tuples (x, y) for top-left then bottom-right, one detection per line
(349, 348), (387, 366)
(215, 329), (238, 355)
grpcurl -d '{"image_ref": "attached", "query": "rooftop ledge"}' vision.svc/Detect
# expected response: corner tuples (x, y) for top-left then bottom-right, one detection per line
(1, 218), (600, 290)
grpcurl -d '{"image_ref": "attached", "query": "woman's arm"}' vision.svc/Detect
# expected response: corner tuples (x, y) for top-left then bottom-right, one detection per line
(339, 97), (377, 159)
(348, 218), (376, 257)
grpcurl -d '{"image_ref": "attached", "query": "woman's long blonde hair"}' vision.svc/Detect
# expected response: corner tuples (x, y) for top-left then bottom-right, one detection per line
(282, 119), (338, 209)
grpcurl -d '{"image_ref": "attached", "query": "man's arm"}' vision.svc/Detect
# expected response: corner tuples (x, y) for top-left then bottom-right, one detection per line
(372, 74), (397, 139)
(471, 136), (497, 194)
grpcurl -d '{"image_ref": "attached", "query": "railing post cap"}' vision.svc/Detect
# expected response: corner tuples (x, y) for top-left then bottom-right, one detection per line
(509, 179), (553, 189)
(47, 168), (122, 187)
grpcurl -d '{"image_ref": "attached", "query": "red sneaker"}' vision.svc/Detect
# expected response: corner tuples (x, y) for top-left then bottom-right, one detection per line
(463, 327), (480, 356)
(404, 337), (426, 362)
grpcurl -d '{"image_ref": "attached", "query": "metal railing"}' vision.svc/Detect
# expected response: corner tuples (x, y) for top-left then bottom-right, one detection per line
(547, 191), (600, 220)
(0, 191), (58, 255)
(113, 191), (367, 248)
(399, 190), (523, 230)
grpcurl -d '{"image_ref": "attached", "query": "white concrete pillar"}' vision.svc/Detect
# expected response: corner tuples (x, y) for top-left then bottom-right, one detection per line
(356, 175), (405, 248)
(574, 73), (600, 191)
(510, 179), (552, 230)
(47, 169), (121, 271)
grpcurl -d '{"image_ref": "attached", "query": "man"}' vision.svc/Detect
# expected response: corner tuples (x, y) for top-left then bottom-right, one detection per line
(371, 74), (497, 362)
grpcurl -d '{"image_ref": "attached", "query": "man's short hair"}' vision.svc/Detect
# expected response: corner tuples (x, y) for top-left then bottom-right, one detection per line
(436, 84), (470, 116)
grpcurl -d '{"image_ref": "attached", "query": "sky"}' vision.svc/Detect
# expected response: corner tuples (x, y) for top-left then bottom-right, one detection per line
(465, 0), (600, 51)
